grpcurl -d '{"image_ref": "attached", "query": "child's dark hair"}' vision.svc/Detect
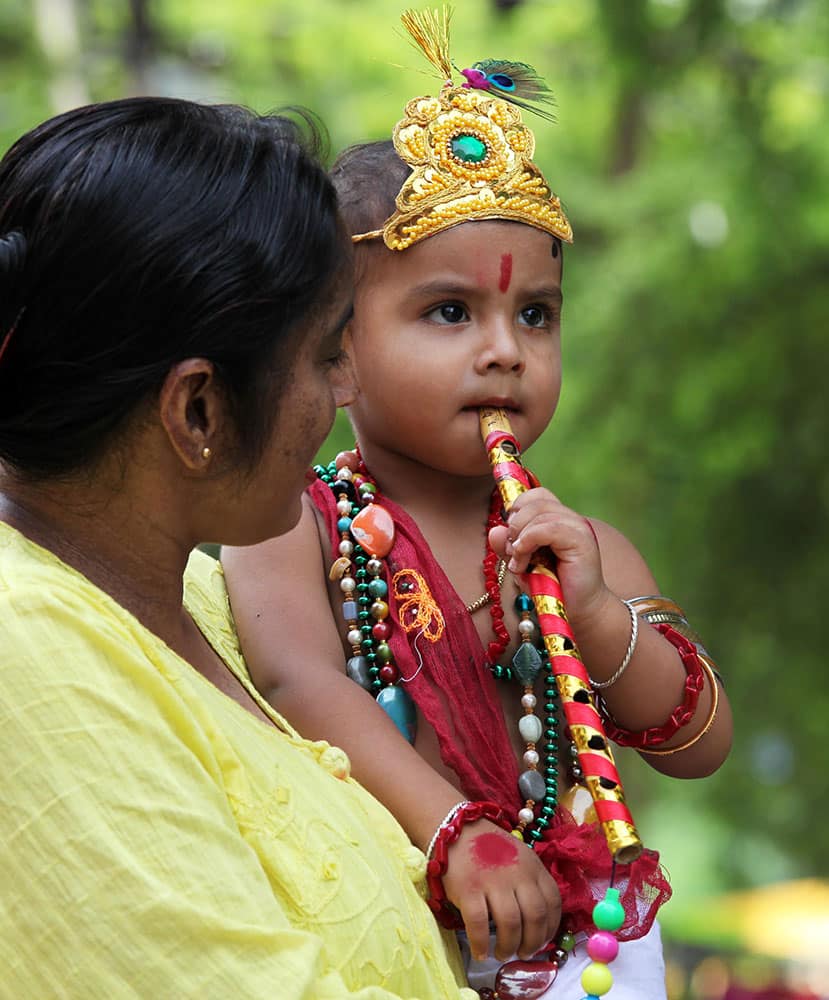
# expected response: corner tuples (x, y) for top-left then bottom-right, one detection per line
(0, 96), (345, 478)
(330, 140), (410, 237)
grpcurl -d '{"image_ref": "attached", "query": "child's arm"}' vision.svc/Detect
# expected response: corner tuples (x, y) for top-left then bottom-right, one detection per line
(222, 493), (562, 963)
(490, 487), (733, 779)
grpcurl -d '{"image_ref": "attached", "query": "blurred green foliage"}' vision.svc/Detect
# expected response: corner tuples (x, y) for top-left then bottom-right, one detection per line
(2, 0), (827, 930)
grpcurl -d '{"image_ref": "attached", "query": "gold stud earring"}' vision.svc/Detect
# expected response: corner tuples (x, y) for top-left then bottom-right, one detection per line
(201, 446), (212, 461)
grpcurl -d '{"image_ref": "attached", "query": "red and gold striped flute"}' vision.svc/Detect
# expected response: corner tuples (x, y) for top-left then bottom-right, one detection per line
(480, 407), (642, 864)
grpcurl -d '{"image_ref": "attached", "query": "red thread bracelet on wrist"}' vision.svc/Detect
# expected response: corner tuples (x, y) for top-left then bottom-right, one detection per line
(425, 800), (515, 929)
(597, 623), (705, 749)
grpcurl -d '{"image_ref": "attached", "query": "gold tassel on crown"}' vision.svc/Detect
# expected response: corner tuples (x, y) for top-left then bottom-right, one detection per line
(353, 6), (573, 251)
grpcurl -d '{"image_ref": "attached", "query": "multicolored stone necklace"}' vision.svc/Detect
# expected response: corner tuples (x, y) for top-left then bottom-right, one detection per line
(315, 448), (579, 844)
(314, 449), (420, 744)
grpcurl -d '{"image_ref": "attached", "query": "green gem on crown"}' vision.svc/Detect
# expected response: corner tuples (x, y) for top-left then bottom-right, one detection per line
(450, 133), (488, 163)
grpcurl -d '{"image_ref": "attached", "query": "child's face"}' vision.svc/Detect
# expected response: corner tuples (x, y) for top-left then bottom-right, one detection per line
(347, 220), (563, 478)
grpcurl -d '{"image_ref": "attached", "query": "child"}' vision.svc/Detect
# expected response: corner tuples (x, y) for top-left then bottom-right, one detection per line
(223, 11), (732, 997)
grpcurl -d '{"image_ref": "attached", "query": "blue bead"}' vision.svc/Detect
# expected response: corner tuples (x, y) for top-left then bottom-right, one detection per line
(367, 578), (388, 598)
(515, 593), (534, 613)
(337, 516), (352, 533)
(376, 685), (417, 744)
(340, 600), (358, 621)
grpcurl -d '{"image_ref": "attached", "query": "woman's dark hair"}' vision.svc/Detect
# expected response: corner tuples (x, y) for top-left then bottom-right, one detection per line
(0, 97), (345, 477)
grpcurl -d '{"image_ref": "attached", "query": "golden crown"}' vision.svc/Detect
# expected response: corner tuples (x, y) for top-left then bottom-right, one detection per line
(352, 8), (573, 251)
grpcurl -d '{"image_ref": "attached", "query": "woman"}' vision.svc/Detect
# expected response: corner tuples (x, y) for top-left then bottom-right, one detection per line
(0, 97), (475, 998)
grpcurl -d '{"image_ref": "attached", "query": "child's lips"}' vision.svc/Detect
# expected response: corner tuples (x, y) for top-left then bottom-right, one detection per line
(464, 399), (520, 413)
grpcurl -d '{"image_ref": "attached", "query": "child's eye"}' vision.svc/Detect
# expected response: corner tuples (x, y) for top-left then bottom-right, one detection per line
(426, 302), (469, 324)
(518, 305), (552, 328)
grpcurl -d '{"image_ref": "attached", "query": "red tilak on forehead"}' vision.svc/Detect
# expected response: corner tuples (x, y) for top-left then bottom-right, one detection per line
(499, 253), (513, 293)
(470, 831), (520, 870)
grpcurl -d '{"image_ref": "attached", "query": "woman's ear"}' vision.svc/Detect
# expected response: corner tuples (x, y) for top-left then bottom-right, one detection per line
(158, 359), (224, 471)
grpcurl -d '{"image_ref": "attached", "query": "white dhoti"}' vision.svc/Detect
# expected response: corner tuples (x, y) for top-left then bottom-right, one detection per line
(460, 921), (667, 999)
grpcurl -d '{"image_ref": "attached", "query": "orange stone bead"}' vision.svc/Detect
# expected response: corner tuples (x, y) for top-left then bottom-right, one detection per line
(350, 503), (395, 557)
(335, 450), (359, 471)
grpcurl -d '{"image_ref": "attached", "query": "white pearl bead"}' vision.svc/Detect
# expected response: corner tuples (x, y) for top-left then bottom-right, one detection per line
(521, 693), (537, 709)
(367, 559), (383, 575)
(336, 499), (351, 515)
(347, 629), (362, 646)
(339, 539), (354, 556)
(518, 619), (535, 637)
(518, 807), (535, 825)
(336, 467), (353, 481)
(523, 749), (540, 768)
(340, 577), (356, 593)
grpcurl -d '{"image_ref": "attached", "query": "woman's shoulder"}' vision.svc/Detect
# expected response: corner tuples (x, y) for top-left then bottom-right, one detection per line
(0, 519), (115, 624)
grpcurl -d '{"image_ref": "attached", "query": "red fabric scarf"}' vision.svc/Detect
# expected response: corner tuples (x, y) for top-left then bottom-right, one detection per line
(309, 477), (671, 939)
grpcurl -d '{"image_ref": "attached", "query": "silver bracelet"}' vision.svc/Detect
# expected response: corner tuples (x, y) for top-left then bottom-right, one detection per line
(425, 800), (469, 861)
(589, 599), (639, 690)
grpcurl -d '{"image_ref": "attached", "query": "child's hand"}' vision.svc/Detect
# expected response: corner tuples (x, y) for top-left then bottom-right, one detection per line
(488, 487), (611, 629)
(441, 819), (561, 962)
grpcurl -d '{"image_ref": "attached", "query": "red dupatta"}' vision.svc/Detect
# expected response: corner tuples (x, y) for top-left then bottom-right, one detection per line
(309, 477), (670, 938)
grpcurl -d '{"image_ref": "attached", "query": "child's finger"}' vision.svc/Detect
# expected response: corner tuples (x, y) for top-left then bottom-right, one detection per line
(514, 883), (554, 960)
(507, 486), (563, 512)
(507, 512), (598, 570)
(539, 871), (563, 932)
(487, 523), (511, 558)
(511, 518), (585, 557)
(460, 893), (492, 963)
(489, 890), (523, 961)
(507, 501), (587, 541)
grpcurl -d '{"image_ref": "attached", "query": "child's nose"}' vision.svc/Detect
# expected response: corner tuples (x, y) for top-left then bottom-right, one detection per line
(476, 320), (525, 374)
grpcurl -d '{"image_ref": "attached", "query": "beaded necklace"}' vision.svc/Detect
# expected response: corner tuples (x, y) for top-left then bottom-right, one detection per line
(474, 488), (582, 843)
(314, 448), (580, 843)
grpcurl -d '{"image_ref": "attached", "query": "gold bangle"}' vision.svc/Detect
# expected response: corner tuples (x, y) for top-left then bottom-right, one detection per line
(638, 659), (720, 757)
(627, 595), (723, 685)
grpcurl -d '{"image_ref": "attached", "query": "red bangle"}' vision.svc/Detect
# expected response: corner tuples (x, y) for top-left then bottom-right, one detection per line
(425, 800), (514, 929)
(597, 623), (705, 749)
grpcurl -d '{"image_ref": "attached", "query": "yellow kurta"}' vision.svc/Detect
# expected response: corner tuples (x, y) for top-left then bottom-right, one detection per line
(0, 522), (475, 999)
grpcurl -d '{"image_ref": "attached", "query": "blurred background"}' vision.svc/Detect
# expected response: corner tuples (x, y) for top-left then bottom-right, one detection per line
(1, 0), (826, 996)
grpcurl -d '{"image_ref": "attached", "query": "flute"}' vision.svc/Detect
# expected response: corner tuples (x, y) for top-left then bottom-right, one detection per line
(479, 407), (642, 864)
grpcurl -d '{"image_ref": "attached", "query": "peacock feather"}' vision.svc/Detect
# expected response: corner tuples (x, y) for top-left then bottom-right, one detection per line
(399, 7), (558, 123)
(468, 59), (557, 122)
